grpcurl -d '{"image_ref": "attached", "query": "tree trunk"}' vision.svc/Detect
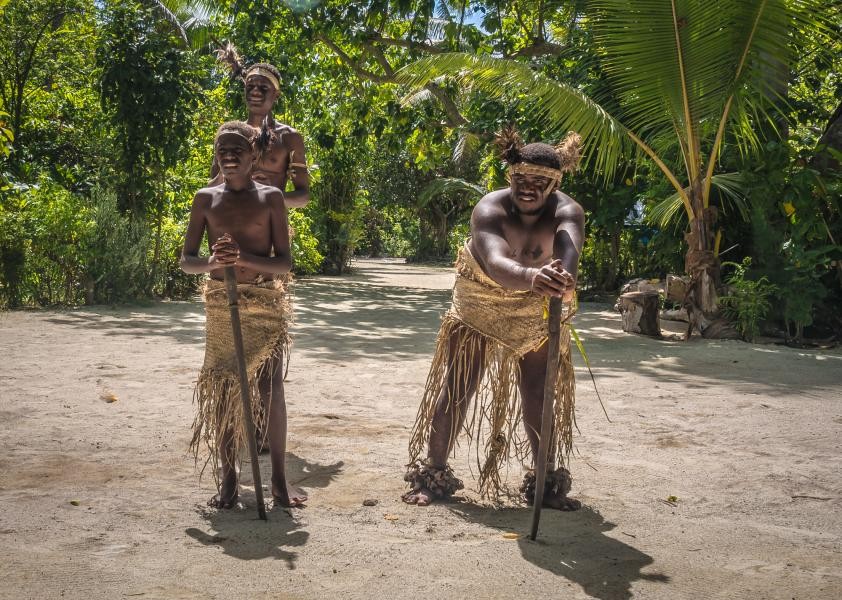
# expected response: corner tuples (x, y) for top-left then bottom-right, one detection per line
(683, 186), (721, 336)
(811, 100), (842, 174)
(619, 291), (661, 337)
(607, 227), (620, 290)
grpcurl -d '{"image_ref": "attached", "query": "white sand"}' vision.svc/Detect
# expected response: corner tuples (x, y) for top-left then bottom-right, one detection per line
(1, 259), (840, 599)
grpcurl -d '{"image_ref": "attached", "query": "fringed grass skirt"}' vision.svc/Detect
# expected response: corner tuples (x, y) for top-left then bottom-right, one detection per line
(191, 277), (291, 482)
(408, 244), (576, 498)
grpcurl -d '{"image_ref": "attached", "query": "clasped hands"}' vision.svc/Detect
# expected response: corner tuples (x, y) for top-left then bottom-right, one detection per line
(530, 259), (575, 298)
(210, 233), (240, 267)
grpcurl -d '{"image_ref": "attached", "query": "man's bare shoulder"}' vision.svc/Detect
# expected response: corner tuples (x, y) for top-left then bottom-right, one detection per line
(193, 185), (220, 205)
(553, 190), (585, 220)
(274, 122), (302, 139)
(473, 189), (510, 218)
(254, 182), (285, 204)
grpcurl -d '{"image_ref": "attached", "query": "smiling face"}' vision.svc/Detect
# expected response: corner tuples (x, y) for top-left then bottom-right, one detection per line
(214, 134), (254, 180)
(244, 74), (278, 115)
(510, 171), (555, 215)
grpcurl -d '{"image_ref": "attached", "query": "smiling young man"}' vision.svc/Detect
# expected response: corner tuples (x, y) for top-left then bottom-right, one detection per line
(181, 121), (307, 509)
(402, 128), (585, 510)
(212, 58), (310, 208)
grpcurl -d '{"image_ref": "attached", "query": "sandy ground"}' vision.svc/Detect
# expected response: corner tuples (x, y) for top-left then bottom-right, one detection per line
(1, 259), (841, 600)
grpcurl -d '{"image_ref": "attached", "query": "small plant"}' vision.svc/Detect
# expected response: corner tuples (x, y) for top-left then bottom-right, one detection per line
(720, 258), (778, 342)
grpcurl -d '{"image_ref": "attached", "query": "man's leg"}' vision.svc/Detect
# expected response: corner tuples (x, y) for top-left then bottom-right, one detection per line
(519, 346), (579, 510)
(404, 327), (486, 505)
(262, 355), (308, 507)
(209, 428), (239, 508)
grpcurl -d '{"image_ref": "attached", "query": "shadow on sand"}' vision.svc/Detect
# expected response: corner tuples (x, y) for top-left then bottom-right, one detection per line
(185, 452), (343, 568)
(448, 503), (669, 600)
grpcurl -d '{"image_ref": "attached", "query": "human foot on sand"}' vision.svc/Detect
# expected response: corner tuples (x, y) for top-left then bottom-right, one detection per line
(521, 468), (581, 511)
(402, 462), (463, 506)
(401, 487), (435, 506)
(208, 472), (239, 509)
(272, 478), (307, 507)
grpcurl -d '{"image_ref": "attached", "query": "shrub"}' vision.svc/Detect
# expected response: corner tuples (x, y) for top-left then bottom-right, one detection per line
(720, 258), (778, 342)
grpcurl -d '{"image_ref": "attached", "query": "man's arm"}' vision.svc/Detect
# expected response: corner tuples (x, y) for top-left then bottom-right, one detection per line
(471, 193), (577, 298)
(282, 129), (310, 208)
(180, 192), (232, 274)
(553, 196), (585, 300)
(471, 199), (535, 291)
(233, 190), (292, 274)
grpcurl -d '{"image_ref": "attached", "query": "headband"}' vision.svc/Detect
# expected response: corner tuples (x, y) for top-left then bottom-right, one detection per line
(244, 67), (280, 91)
(214, 130), (253, 150)
(509, 162), (563, 180)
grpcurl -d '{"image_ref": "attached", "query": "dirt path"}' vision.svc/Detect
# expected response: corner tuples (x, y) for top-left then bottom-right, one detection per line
(1, 259), (840, 599)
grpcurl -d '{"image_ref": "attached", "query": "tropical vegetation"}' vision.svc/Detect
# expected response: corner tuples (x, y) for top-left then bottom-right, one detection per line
(1, 0), (839, 344)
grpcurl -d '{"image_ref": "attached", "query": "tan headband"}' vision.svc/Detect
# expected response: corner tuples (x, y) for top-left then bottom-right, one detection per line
(214, 130), (253, 150)
(509, 162), (562, 180)
(244, 67), (280, 91)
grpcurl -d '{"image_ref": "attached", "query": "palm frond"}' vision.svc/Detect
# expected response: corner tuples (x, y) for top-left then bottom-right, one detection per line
(648, 171), (749, 229)
(435, 1), (452, 21)
(426, 18), (450, 42)
(143, 0), (189, 46)
(648, 189), (688, 230)
(589, 0), (832, 167)
(418, 177), (485, 207)
(403, 88), (435, 107)
(397, 53), (634, 182)
(453, 130), (480, 165)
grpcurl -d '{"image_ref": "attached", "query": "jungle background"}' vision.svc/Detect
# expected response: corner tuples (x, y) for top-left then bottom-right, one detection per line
(0, 0), (839, 343)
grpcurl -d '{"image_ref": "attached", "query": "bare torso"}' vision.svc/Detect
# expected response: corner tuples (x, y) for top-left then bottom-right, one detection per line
(251, 123), (298, 189)
(182, 182), (289, 283)
(469, 187), (584, 288)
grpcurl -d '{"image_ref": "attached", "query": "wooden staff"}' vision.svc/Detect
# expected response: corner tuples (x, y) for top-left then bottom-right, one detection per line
(530, 296), (563, 540)
(223, 266), (267, 521)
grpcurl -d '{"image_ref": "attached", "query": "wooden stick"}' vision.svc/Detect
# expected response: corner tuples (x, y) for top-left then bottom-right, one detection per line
(530, 296), (563, 540)
(223, 266), (267, 521)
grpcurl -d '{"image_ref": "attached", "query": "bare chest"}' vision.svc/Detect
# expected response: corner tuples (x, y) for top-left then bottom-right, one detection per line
(501, 222), (556, 267)
(253, 140), (291, 188)
(204, 196), (271, 250)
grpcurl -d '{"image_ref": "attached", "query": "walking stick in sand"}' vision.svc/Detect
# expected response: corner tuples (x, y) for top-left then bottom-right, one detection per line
(530, 296), (563, 540)
(223, 266), (268, 521)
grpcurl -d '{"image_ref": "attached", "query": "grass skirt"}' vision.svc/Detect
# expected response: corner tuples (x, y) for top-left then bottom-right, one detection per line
(408, 245), (576, 498)
(191, 277), (291, 482)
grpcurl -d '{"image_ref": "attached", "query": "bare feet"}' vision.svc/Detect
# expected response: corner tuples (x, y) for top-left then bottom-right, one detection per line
(272, 477), (307, 507)
(537, 493), (581, 511)
(208, 471), (238, 509)
(402, 488), (435, 506)
(402, 462), (463, 506)
(521, 468), (581, 511)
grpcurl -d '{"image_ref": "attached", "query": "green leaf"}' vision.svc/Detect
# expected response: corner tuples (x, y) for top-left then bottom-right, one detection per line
(417, 177), (485, 207)
(396, 53), (634, 182)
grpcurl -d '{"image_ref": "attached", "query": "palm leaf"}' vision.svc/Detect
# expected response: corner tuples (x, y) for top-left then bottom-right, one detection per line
(648, 172), (750, 229)
(569, 325), (610, 422)
(396, 53), (634, 182)
(418, 176), (485, 207)
(403, 88), (435, 107)
(453, 129), (480, 165)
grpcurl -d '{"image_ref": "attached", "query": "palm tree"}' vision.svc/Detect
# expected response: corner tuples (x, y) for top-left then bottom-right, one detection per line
(397, 0), (833, 336)
(145, 0), (220, 49)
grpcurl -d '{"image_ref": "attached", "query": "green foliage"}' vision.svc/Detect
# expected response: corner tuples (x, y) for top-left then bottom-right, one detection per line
(739, 141), (841, 342)
(720, 258), (778, 342)
(288, 208), (324, 275)
(0, 0), (838, 339)
(97, 0), (204, 214)
(80, 187), (150, 303)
